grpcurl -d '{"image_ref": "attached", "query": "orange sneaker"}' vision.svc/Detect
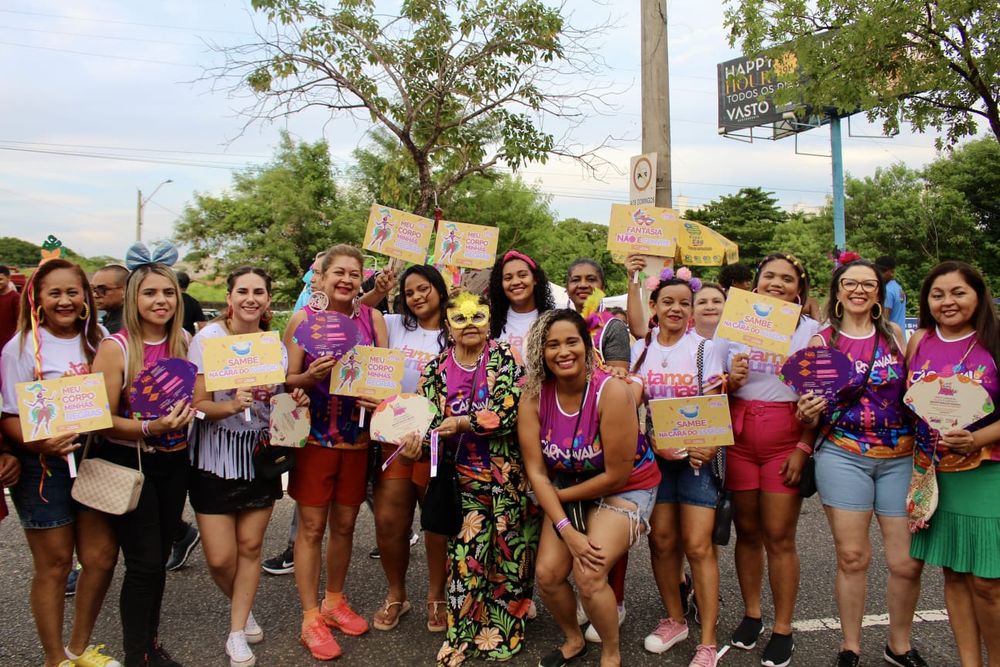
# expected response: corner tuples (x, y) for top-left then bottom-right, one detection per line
(301, 618), (341, 660)
(321, 597), (370, 636)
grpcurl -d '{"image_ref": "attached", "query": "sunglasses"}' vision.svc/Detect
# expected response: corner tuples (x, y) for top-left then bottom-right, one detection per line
(91, 285), (122, 296)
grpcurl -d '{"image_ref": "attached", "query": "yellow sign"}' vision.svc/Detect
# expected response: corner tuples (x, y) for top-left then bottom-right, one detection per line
(607, 204), (679, 259)
(649, 395), (734, 449)
(202, 332), (286, 392)
(435, 220), (499, 270)
(716, 287), (802, 356)
(330, 346), (405, 400)
(677, 220), (739, 266)
(364, 204), (435, 265)
(16, 373), (113, 442)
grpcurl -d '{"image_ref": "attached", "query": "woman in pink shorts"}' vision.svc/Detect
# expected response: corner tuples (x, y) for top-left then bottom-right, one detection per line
(721, 253), (819, 667)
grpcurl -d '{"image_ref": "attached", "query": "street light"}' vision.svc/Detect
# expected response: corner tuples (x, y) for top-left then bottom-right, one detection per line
(135, 179), (173, 242)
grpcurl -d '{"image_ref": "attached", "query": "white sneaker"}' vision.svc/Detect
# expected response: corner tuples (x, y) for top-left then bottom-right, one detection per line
(226, 631), (256, 667)
(583, 604), (626, 643)
(244, 612), (263, 644)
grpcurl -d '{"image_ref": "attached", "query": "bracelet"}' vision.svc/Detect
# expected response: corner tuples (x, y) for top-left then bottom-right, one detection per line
(795, 441), (814, 455)
(141, 420), (152, 438)
(554, 517), (571, 533)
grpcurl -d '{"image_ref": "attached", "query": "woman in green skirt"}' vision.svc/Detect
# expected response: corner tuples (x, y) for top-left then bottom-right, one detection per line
(905, 261), (1000, 666)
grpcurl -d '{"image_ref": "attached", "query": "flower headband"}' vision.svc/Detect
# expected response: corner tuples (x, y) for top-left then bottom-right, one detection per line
(501, 250), (537, 270)
(645, 266), (702, 292)
(831, 249), (863, 268)
(126, 241), (179, 271)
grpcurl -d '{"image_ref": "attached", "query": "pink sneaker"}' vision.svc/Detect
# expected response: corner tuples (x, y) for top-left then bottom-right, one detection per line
(688, 644), (718, 667)
(643, 618), (689, 654)
(321, 597), (370, 636)
(301, 618), (341, 660)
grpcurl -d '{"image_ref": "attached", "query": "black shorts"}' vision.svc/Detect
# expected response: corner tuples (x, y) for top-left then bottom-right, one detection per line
(189, 468), (282, 515)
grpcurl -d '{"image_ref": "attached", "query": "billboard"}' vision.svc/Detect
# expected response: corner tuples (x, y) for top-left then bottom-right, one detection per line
(717, 49), (800, 134)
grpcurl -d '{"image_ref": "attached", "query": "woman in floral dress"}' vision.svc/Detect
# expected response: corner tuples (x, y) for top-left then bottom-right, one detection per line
(399, 292), (538, 665)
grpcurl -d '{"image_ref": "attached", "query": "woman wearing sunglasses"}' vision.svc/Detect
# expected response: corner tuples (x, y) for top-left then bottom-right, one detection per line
(796, 259), (926, 667)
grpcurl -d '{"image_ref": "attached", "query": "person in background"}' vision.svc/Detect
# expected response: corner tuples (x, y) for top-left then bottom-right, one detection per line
(176, 271), (206, 335)
(91, 265), (128, 335)
(293, 251), (328, 313)
(0, 429), (18, 524)
(718, 264), (754, 294)
(0, 265), (20, 348)
(876, 256), (908, 339)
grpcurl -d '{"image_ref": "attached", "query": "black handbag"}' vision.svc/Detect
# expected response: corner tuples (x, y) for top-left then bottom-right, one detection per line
(421, 453), (462, 536)
(253, 438), (296, 480)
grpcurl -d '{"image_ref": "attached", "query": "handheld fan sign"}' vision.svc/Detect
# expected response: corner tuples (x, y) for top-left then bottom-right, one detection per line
(293, 310), (361, 360)
(779, 347), (855, 402)
(269, 393), (311, 448)
(372, 394), (436, 471)
(904, 372), (995, 433)
(128, 358), (198, 419)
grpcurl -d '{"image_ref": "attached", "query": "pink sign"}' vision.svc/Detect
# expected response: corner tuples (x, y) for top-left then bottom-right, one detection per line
(128, 358), (197, 418)
(293, 310), (361, 360)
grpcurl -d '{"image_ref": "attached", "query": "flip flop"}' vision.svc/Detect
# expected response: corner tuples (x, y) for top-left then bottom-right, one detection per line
(372, 599), (411, 631)
(426, 600), (447, 632)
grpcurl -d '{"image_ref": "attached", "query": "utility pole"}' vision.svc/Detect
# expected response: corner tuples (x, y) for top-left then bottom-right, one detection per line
(135, 179), (173, 242)
(641, 0), (672, 209)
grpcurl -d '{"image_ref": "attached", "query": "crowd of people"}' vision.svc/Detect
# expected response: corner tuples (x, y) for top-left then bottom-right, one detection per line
(0, 241), (997, 667)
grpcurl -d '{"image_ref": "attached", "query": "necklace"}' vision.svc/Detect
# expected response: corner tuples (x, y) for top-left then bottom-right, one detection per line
(656, 336), (683, 368)
(452, 348), (484, 371)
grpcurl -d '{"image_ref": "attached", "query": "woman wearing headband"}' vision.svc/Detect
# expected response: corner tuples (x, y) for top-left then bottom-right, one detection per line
(721, 253), (817, 667)
(91, 241), (196, 667)
(1, 257), (120, 667)
(187, 266), (309, 667)
(397, 292), (534, 665)
(489, 250), (555, 359)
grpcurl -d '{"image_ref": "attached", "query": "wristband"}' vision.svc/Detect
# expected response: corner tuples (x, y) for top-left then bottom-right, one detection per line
(554, 517), (571, 533)
(141, 420), (152, 438)
(795, 441), (814, 455)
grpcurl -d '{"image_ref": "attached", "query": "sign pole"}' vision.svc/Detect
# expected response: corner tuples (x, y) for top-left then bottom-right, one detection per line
(641, 0), (672, 208)
(831, 116), (846, 250)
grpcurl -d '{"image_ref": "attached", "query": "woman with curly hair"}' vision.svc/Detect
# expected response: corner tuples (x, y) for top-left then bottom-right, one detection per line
(488, 250), (555, 359)
(397, 292), (536, 665)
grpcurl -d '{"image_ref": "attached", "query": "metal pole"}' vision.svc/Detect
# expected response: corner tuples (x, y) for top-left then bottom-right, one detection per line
(641, 0), (672, 208)
(830, 116), (846, 250)
(136, 189), (143, 243)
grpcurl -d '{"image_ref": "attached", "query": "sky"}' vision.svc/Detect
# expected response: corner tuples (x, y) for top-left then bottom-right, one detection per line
(0, 1), (958, 259)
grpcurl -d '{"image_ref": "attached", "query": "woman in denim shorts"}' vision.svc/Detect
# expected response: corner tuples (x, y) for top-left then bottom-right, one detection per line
(520, 309), (659, 667)
(797, 259), (926, 667)
(0, 258), (119, 667)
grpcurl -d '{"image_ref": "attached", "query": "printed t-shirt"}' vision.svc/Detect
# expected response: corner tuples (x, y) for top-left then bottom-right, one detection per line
(2, 330), (96, 410)
(498, 308), (537, 360)
(718, 316), (819, 402)
(817, 328), (912, 458)
(385, 314), (442, 394)
(187, 322), (289, 479)
(631, 332), (724, 400)
(439, 351), (491, 470)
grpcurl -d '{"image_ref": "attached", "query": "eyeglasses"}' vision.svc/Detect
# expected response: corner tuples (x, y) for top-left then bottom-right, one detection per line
(839, 278), (879, 294)
(91, 285), (122, 297)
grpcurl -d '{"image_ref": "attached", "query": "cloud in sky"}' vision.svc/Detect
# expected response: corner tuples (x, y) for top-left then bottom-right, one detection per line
(0, 0), (954, 259)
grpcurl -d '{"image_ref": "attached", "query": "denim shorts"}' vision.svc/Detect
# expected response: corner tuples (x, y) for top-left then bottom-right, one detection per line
(10, 452), (76, 529)
(596, 486), (657, 546)
(655, 457), (720, 508)
(815, 444), (911, 517)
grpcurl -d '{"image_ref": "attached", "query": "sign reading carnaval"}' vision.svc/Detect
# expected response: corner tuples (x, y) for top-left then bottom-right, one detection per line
(269, 393), (310, 447)
(716, 288), (802, 356)
(435, 220), (499, 270)
(904, 372), (995, 433)
(17, 373), (113, 442)
(606, 204), (679, 258)
(779, 346), (855, 402)
(329, 346), (405, 400)
(202, 332), (285, 392)
(370, 393), (436, 445)
(364, 204), (434, 264)
(649, 395), (734, 449)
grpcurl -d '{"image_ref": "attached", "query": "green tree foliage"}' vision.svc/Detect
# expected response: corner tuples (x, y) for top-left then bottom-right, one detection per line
(175, 132), (366, 303)
(527, 218), (629, 295)
(771, 210), (834, 300)
(0, 237), (107, 273)
(724, 1), (1000, 146)
(220, 0), (611, 216)
(686, 187), (786, 267)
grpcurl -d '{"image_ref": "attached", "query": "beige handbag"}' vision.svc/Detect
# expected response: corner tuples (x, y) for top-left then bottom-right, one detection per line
(71, 436), (144, 515)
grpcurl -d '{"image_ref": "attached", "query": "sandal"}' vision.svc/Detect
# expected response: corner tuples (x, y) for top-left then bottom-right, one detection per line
(372, 599), (411, 631)
(427, 600), (447, 632)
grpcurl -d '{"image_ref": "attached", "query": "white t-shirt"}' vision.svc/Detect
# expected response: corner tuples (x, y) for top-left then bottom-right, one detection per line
(2, 328), (102, 415)
(716, 316), (819, 402)
(498, 307), (538, 359)
(385, 314), (443, 393)
(631, 331), (724, 399)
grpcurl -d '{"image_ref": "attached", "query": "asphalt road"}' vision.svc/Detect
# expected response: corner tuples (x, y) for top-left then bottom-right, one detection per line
(0, 495), (959, 666)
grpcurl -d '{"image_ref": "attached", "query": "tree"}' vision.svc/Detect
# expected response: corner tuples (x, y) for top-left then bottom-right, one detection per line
(770, 210), (834, 299)
(214, 0), (614, 216)
(686, 187), (786, 266)
(527, 218), (629, 295)
(175, 132), (367, 303)
(724, 1), (1000, 145)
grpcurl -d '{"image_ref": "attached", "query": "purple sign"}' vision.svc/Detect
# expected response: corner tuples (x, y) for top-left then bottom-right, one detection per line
(779, 346), (854, 402)
(293, 310), (361, 360)
(128, 358), (197, 419)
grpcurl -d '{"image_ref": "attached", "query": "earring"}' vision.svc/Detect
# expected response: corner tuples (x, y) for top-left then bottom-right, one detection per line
(834, 300), (844, 318)
(871, 303), (883, 320)
(794, 294), (802, 305)
(78, 302), (90, 321)
(307, 291), (329, 312)
(261, 308), (273, 324)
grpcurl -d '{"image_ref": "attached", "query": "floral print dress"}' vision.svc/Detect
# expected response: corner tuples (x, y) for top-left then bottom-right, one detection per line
(418, 340), (539, 665)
